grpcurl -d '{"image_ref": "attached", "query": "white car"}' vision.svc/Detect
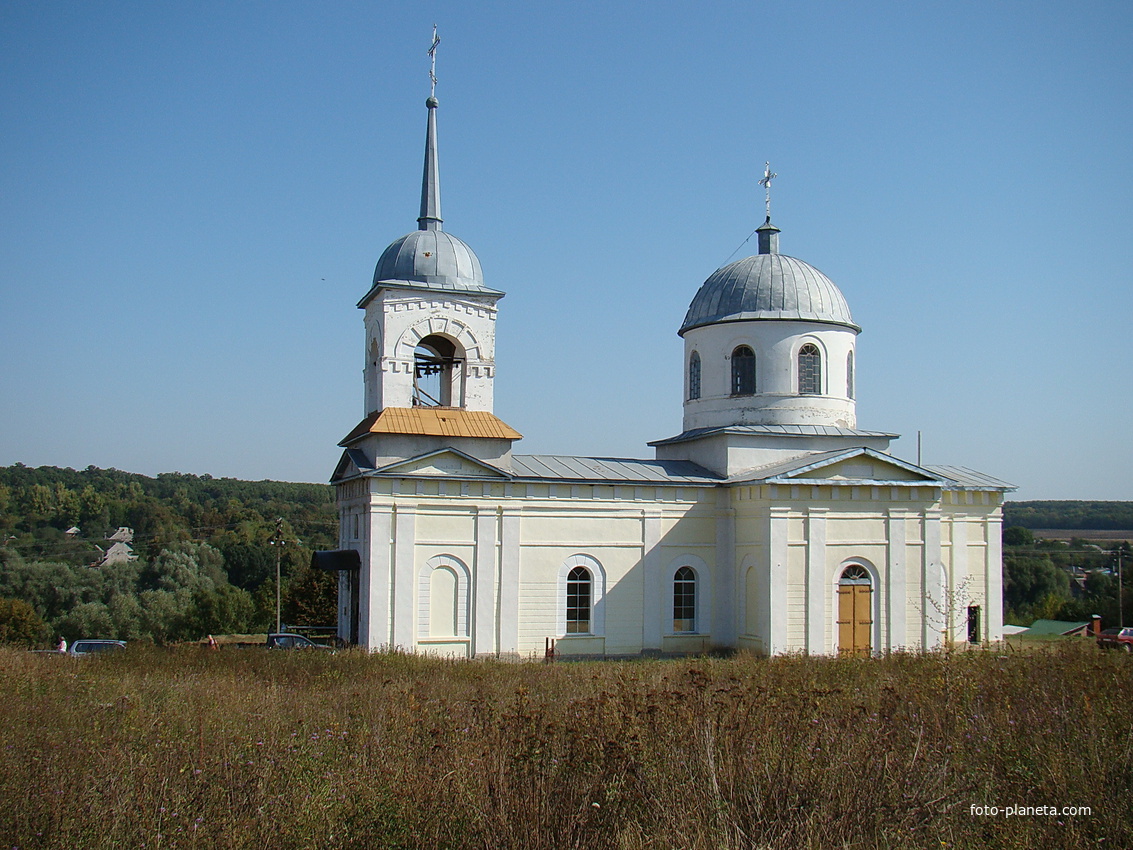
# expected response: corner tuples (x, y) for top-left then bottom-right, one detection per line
(69, 639), (126, 656)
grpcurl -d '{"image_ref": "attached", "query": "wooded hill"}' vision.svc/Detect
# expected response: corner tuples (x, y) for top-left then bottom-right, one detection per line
(0, 464), (338, 646)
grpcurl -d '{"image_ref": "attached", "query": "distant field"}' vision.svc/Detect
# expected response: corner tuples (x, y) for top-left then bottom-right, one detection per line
(1032, 529), (1133, 542)
(1, 645), (1129, 849)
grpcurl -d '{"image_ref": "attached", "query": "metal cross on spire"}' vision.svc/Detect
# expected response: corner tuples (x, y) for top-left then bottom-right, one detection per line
(757, 161), (778, 221)
(428, 24), (440, 97)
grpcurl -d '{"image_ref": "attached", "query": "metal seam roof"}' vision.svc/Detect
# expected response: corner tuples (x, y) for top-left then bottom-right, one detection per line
(681, 253), (858, 335)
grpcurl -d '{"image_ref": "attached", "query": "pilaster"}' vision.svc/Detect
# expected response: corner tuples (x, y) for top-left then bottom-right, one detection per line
(922, 507), (943, 650)
(713, 490), (737, 645)
(805, 508), (827, 653)
(364, 503), (393, 651)
(986, 507), (1004, 642)
(473, 506), (498, 655)
(886, 509), (908, 651)
(497, 507), (521, 654)
(768, 505), (791, 654)
(391, 504), (417, 650)
(642, 509), (663, 650)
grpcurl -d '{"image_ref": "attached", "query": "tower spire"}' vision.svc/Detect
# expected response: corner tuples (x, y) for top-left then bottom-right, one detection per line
(418, 26), (442, 232)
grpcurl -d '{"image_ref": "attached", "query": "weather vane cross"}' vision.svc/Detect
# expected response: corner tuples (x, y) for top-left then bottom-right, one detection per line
(758, 161), (778, 221)
(428, 24), (440, 97)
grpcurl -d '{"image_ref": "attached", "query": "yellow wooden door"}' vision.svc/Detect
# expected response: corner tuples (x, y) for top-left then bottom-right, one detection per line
(837, 584), (872, 656)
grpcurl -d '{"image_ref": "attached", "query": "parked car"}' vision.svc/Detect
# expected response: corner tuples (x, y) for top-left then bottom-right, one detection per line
(265, 633), (334, 651)
(69, 639), (127, 656)
(1097, 627), (1133, 651)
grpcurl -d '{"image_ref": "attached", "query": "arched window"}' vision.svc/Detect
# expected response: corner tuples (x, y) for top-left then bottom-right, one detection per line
(798, 343), (822, 395)
(846, 350), (855, 399)
(688, 351), (701, 401)
(731, 346), (756, 396)
(673, 566), (696, 633)
(566, 567), (592, 634)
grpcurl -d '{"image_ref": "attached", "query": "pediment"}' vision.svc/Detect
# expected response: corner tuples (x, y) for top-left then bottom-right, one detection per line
(374, 448), (510, 480)
(331, 448), (374, 483)
(796, 456), (935, 482)
(758, 448), (945, 485)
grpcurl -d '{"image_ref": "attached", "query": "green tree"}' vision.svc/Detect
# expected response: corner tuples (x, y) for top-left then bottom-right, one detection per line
(0, 597), (47, 646)
(1004, 555), (1071, 617)
(283, 561), (338, 626)
(1003, 526), (1034, 547)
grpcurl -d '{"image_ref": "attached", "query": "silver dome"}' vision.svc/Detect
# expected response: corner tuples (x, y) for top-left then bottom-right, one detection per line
(373, 229), (493, 293)
(680, 253), (857, 335)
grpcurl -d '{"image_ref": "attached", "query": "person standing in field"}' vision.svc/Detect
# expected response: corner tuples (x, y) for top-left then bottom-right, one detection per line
(56, 636), (67, 653)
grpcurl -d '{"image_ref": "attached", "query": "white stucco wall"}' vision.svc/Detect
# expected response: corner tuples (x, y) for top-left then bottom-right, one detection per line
(336, 474), (1005, 659)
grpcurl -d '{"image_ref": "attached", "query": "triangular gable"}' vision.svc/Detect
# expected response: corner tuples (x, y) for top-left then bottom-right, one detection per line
(373, 447), (511, 480)
(331, 448), (374, 483)
(741, 447), (946, 486)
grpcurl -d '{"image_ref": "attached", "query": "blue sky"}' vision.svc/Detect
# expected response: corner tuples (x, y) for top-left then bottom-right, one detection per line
(1, 1), (1130, 500)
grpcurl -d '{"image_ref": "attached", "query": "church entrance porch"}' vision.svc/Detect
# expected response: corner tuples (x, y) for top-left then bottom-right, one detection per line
(837, 565), (873, 657)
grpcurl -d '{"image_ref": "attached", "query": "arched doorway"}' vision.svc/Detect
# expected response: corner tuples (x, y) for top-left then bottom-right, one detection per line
(837, 564), (872, 657)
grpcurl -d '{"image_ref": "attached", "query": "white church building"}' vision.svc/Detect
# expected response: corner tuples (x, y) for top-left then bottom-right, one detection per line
(327, 85), (1013, 659)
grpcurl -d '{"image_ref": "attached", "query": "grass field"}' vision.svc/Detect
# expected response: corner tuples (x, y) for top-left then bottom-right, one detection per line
(1, 645), (1130, 849)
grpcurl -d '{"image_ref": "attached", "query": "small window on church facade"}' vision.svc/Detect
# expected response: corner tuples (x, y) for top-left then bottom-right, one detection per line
(846, 350), (854, 399)
(731, 346), (756, 396)
(566, 567), (592, 634)
(798, 343), (822, 394)
(688, 352), (701, 400)
(673, 566), (696, 633)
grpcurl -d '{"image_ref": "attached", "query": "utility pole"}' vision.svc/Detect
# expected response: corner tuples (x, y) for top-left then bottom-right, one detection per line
(271, 517), (285, 633)
(1118, 549), (1125, 630)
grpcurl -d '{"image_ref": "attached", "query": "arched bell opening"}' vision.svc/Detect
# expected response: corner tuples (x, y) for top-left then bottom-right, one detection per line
(413, 334), (465, 407)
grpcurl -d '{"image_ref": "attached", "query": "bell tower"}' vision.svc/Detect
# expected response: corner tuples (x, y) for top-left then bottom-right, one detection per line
(339, 36), (520, 471)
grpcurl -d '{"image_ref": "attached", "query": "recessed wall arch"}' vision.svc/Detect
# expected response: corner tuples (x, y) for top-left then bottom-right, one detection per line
(557, 554), (606, 637)
(417, 554), (471, 639)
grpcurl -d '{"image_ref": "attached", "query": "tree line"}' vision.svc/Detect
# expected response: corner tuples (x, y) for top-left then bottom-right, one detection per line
(1003, 501), (1133, 531)
(0, 464), (339, 646)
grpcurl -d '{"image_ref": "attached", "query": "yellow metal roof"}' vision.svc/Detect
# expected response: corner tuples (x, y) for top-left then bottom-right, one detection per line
(340, 407), (522, 445)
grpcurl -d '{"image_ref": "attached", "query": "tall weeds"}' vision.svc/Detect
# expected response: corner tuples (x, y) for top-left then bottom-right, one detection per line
(1, 646), (1129, 849)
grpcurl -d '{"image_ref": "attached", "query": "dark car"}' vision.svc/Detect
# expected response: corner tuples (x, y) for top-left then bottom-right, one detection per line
(265, 633), (334, 651)
(69, 639), (127, 656)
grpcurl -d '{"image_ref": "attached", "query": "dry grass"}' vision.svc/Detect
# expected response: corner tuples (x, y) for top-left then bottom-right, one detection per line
(1, 645), (1130, 849)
